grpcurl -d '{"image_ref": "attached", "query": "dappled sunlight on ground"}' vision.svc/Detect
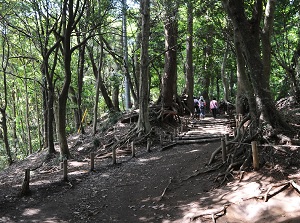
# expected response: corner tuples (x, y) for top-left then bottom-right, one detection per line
(2, 114), (300, 222)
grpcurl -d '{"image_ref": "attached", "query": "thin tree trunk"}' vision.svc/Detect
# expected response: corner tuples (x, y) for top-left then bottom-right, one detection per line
(93, 42), (104, 135)
(57, 0), (74, 159)
(221, 42), (229, 102)
(12, 86), (17, 151)
(88, 45), (115, 111)
(24, 80), (33, 154)
(42, 78), (48, 149)
(77, 44), (85, 134)
(184, 0), (194, 115)
(34, 84), (42, 150)
(0, 31), (13, 164)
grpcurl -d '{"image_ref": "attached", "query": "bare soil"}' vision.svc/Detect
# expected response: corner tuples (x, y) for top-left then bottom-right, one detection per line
(1, 109), (300, 223)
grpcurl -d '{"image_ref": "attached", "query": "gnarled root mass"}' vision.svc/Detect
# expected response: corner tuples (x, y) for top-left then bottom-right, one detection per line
(207, 113), (297, 186)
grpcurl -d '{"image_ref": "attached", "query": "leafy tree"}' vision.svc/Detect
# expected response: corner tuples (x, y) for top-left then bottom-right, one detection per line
(222, 0), (290, 134)
(0, 23), (13, 165)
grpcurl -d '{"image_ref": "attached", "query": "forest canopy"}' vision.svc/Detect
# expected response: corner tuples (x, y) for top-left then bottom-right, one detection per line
(0, 0), (300, 168)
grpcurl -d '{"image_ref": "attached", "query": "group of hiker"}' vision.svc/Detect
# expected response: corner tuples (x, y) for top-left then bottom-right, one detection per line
(194, 96), (218, 119)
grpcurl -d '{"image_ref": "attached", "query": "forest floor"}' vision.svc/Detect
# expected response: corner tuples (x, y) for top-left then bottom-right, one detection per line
(1, 99), (300, 223)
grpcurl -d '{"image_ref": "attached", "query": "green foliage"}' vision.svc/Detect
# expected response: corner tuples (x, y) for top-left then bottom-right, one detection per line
(0, 0), (299, 168)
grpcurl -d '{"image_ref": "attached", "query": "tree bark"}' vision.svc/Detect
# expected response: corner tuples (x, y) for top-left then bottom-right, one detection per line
(234, 32), (255, 117)
(0, 31), (13, 165)
(92, 42), (104, 135)
(161, 0), (178, 109)
(184, 0), (194, 115)
(222, 0), (288, 130)
(57, 0), (75, 159)
(221, 42), (229, 102)
(137, 0), (151, 135)
(24, 80), (33, 154)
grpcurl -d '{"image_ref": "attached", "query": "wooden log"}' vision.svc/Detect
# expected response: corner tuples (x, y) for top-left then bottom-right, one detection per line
(252, 141), (259, 170)
(21, 169), (30, 196)
(175, 135), (223, 140)
(176, 138), (220, 144)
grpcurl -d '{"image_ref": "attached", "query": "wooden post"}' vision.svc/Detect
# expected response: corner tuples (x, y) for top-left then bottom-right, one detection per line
(225, 133), (229, 152)
(147, 138), (151, 152)
(112, 147), (117, 164)
(239, 114), (243, 121)
(21, 169), (30, 195)
(90, 152), (95, 171)
(221, 138), (226, 163)
(180, 124), (184, 132)
(252, 141), (259, 170)
(235, 114), (239, 128)
(131, 141), (135, 158)
(63, 159), (68, 181)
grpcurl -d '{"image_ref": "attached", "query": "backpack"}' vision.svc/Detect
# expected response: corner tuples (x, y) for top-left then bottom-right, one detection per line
(199, 100), (205, 109)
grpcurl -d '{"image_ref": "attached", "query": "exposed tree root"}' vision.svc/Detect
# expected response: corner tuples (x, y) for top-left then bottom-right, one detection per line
(182, 162), (225, 182)
(161, 142), (177, 151)
(264, 180), (300, 202)
(242, 180), (300, 202)
(158, 177), (173, 201)
(215, 160), (244, 186)
(189, 203), (231, 222)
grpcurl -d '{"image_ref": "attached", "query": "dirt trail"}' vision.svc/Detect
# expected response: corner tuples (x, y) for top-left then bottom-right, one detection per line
(1, 116), (300, 223)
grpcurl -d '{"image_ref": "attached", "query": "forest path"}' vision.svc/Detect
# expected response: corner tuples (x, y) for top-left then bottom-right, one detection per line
(1, 115), (300, 222)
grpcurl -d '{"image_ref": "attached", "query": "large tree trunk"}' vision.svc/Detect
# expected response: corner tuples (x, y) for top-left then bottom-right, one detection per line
(184, 0), (194, 115)
(57, 0), (74, 159)
(161, 0), (178, 109)
(137, 0), (151, 135)
(234, 32), (256, 118)
(222, 0), (288, 130)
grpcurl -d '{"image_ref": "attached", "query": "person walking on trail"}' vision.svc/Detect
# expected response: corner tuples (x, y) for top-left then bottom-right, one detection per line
(210, 98), (218, 118)
(199, 96), (206, 119)
(194, 97), (200, 118)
